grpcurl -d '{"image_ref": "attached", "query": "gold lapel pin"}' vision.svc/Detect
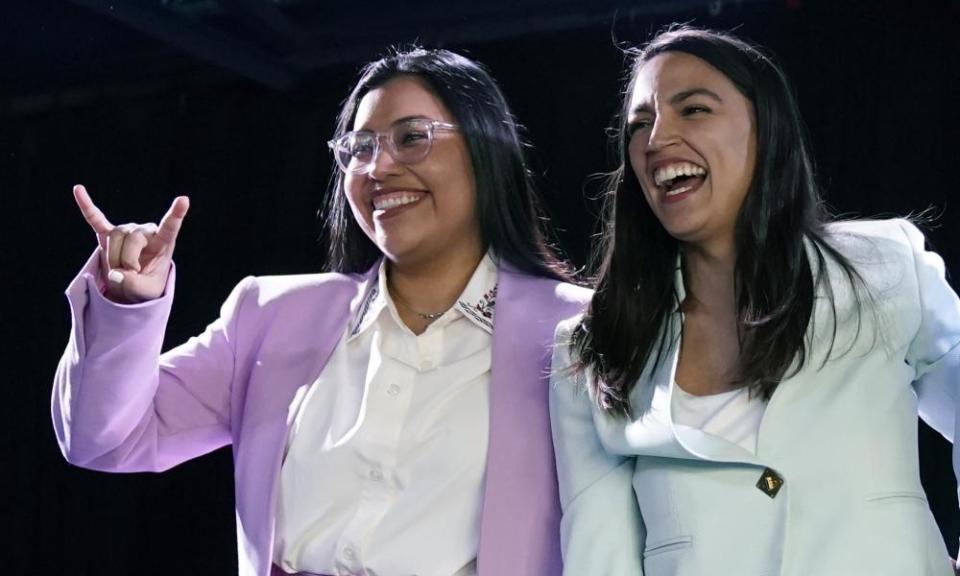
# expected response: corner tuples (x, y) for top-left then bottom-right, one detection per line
(756, 467), (784, 498)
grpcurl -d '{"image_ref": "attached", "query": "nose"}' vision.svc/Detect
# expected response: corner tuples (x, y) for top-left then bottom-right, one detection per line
(368, 135), (403, 180)
(647, 114), (681, 152)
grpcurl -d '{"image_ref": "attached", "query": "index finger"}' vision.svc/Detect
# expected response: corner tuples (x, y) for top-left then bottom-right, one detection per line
(73, 184), (114, 234)
(156, 195), (190, 244)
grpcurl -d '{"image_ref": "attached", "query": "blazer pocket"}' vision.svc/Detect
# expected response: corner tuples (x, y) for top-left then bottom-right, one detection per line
(864, 490), (927, 505)
(643, 534), (693, 558)
(860, 490), (943, 574)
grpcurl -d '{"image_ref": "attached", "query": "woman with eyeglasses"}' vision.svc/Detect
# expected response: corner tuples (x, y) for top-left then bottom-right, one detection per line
(53, 48), (588, 576)
(550, 27), (960, 575)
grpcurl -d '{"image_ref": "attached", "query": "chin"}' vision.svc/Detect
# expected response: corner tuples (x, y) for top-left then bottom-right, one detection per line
(661, 223), (704, 245)
(656, 217), (690, 236)
(375, 240), (424, 265)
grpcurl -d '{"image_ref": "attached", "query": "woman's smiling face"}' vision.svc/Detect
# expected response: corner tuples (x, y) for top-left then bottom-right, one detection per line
(627, 51), (757, 249)
(344, 75), (480, 267)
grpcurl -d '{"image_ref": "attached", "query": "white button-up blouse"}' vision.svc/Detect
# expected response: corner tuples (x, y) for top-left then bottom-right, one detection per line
(274, 255), (499, 576)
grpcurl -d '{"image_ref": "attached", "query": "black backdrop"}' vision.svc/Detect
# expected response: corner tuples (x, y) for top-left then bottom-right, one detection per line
(4, 0), (959, 573)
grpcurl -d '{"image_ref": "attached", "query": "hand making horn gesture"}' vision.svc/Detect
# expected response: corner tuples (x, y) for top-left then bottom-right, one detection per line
(73, 184), (190, 303)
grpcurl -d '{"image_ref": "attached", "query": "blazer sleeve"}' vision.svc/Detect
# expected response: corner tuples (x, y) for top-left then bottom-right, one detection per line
(51, 249), (252, 472)
(897, 221), (960, 493)
(549, 320), (645, 575)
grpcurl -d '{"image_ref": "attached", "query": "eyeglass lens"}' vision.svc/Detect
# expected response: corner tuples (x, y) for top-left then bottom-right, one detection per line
(338, 121), (433, 173)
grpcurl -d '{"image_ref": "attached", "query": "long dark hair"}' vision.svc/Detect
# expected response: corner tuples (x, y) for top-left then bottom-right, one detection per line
(574, 26), (867, 417)
(322, 47), (569, 282)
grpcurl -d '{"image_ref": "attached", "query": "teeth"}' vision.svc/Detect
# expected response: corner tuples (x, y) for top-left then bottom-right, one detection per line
(373, 194), (422, 211)
(653, 162), (706, 187)
(666, 185), (693, 197)
(664, 165), (678, 183)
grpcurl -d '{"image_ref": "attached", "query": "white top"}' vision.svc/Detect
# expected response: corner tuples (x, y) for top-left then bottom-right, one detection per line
(671, 384), (766, 454)
(274, 255), (499, 576)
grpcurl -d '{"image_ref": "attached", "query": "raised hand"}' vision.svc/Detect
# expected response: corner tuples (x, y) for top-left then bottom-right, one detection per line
(73, 184), (190, 303)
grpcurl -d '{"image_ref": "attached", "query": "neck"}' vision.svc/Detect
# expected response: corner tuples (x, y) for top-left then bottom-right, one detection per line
(680, 237), (737, 316)
(387, 247), (485, 318)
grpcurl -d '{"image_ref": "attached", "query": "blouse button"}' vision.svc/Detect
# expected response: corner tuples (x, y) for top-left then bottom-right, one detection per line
(387, 383), (401, 396)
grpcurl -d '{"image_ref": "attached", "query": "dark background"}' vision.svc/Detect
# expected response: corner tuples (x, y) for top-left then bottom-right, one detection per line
(4, 0), (958, 572)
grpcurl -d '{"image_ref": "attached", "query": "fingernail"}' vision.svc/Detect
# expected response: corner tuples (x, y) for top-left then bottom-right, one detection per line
(107, 269), (125, 284)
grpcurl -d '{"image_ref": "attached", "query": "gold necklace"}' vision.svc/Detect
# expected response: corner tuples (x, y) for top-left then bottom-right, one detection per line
(392, 291), (447, 321)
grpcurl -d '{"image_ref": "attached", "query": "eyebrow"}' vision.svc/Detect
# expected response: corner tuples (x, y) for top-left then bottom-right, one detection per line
(356, 114), (432, 132)
(631, 87), (724, 115)
(392, 114), (432, 126)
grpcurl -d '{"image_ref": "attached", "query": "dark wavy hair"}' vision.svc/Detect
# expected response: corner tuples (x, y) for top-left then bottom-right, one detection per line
(574, 26), (867, 417)
(322, 47), (569, 282)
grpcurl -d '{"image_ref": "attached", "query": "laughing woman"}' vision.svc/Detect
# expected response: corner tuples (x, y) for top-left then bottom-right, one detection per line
(550, 27), (960, 575)
(53, 49), (588, 576)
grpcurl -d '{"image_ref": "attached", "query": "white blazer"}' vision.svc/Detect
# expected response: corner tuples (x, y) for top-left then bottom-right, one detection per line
(550, 219), (960, 576)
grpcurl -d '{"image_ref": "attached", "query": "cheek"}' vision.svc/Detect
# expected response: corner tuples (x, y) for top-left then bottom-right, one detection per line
(740, 127), (758, 185)
(447, 145), (476, 194)
(720, 121), (756, 183)
(627, 137), (655, 202)
(428, 146), (477, 217)
(343, 175), (362, 205)
(343, 177), (373, 226)
(627, 136), (645, 175)
(441, 175), (479, 225)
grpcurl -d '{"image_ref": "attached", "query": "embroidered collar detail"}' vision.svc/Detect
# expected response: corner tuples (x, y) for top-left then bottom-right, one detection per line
(349, 281), (380, 337)
(456, 284), (496, 332)
(349, 254), (499, 338)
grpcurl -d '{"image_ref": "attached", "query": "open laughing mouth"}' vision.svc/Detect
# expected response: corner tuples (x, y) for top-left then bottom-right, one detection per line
(371, 191), (426, 216)
(652, 161), (707, 201)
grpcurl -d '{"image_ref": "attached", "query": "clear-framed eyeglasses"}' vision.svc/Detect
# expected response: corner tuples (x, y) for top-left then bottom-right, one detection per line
(327, 118), (459, 175)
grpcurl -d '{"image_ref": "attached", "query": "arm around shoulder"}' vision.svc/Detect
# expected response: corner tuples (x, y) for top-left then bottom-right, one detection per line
(550, 319), (645, 575)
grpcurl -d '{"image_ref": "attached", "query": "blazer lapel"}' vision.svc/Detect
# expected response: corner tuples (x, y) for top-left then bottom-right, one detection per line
(616, 264), (764, 467)
(477, 263), (568, 576)
(650, 310), (764, 466)
(242, 265), (378, 576)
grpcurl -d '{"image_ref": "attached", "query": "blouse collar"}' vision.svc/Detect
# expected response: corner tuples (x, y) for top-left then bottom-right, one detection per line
(349, 253), (499, 339)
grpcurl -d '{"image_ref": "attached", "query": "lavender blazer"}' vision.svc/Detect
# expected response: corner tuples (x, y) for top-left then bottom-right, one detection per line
(52, 252), (590, 576)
